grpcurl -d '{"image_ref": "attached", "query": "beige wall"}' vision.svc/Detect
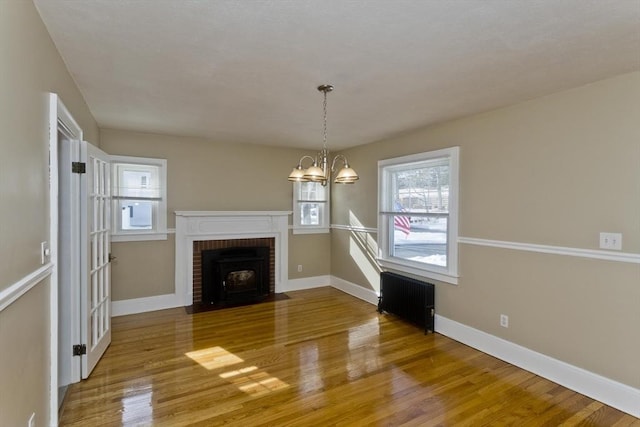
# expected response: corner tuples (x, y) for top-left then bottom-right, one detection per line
(99, 129), (331, 300)
(0, 1), (98, 425)
(0, 1), (99, 289)
(288, 231), (331, 279)
(0, 284), (50, 427)
(331, 72), (640, 388)
(2, 4), (636, 424)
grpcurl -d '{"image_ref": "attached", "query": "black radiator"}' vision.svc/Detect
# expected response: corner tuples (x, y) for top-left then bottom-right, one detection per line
(378, 272), (435, 334)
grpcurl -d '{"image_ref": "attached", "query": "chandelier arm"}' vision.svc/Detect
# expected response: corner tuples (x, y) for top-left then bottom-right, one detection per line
(330, 154), (348, 171)
(296, 155), (317, 167)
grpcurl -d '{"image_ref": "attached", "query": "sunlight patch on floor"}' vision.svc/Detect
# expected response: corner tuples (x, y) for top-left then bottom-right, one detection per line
(187, 346), (288, 397)
(185, 346), (244, 370)
(219, 365), (258, 379)
(222, 367), (289, 396)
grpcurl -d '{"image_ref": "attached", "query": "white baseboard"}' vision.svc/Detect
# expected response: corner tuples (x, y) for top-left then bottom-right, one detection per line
(112, 276), (334, 316)
(112, 293), (182, 317)
(330, 275), (379, 306)
(285, 275), (331, 291)
(435, 315), (640, 418)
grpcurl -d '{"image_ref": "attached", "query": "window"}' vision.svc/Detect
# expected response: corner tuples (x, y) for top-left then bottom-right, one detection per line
(293, 181), (329, 234)
(378, 147), (459, 284)
(111, 155), (167, 242)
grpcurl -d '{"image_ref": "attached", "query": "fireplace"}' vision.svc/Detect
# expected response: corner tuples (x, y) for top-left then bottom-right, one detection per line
(192, 237), (275, 305)
(175, 211), (290, 306)
(201, 246), (270, 305)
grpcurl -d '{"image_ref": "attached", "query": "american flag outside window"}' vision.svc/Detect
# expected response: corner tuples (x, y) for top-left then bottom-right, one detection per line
(393, 201), (411, 236)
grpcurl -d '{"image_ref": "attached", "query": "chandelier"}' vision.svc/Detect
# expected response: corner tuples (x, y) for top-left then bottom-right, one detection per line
(288, 84), (359, 186)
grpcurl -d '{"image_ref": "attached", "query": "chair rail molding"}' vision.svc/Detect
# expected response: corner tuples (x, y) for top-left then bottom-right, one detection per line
(0, 263), (53, 312)
(458, 236), (640, 264)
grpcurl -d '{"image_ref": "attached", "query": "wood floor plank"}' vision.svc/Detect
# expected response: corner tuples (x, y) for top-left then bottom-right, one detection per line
(59, 287), (639, 426)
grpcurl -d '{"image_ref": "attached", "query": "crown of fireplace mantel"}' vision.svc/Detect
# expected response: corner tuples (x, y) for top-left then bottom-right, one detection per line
(175, 211), (291, 305)
(175, 211), (292, 217)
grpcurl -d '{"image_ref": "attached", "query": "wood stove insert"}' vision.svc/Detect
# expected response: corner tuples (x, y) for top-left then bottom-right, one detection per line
(201, 246), (270, 306)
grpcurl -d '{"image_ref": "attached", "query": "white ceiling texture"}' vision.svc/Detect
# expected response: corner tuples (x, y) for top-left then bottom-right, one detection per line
(34, 0), (640, 150)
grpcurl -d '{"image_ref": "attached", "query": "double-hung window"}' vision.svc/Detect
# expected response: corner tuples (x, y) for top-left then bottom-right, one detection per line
(111, 155), (167, 242)
(293, 181), (329, 234)
(378, 147), (459, 284)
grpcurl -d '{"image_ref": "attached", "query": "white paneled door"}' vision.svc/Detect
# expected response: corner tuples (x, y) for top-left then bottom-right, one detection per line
(81, 142), (112, 378)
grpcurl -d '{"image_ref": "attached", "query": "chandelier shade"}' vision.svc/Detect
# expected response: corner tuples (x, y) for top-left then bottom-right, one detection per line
(287, 84), (358, 186)
(287, 165), (305, 182)
(302, 163), (326, 182)
(334, 166), (359, 183)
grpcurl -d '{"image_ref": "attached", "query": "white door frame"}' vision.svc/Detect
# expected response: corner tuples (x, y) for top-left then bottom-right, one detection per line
(57, 124), (82, 388)
(49, 93), (83, 427)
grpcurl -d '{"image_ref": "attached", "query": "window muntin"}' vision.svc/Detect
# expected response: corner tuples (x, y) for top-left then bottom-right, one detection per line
(111, 156), (167, 241)
(293, 181), (329, 233)
(378, 147), (459, 284)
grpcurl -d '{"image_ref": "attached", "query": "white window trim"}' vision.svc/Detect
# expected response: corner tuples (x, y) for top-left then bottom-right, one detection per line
(292, 181), (330, 234)
(111, 155), (167, 242)
(293, 227), (330, 235)
(377, 147), (460, 285)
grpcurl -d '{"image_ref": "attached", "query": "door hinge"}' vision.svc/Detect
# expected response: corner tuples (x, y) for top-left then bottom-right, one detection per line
(72, 162), (86, 174)
(73, 344), (87, 356)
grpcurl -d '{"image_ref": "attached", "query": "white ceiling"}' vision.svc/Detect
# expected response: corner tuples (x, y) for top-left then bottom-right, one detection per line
(34, 0), (640, 150)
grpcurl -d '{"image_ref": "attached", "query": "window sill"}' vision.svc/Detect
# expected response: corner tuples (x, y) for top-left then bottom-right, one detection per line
(292, 227), (330, 235)
(111, 232), (168, 242)
(378, 258), (459, 285)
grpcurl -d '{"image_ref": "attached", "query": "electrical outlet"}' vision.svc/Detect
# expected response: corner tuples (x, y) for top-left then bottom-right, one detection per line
(500, 314), (509, 328)
(297, 264), (303, 272)
(599, 232), (622, 250)
(28, 413), (35, 427)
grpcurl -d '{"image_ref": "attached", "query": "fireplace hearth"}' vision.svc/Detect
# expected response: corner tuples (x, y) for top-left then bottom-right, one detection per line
(201, 246), (270, 306)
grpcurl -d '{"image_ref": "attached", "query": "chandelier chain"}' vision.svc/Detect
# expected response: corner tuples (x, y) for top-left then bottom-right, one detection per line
(322, 89), (328, 151)
(287, 83), (357, 185)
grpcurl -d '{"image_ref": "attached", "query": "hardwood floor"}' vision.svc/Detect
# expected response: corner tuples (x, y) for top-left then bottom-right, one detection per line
(59, 287), (638, 426)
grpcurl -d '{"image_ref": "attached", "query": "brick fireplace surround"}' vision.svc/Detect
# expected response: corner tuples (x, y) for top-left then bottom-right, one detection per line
(175, 211), (290, 306)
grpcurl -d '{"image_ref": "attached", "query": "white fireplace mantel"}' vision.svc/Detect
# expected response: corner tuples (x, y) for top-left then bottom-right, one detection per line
(175, 211), (291, 305)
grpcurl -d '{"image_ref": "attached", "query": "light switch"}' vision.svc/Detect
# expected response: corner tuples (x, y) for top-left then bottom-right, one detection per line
(41, 241), (50, 264)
